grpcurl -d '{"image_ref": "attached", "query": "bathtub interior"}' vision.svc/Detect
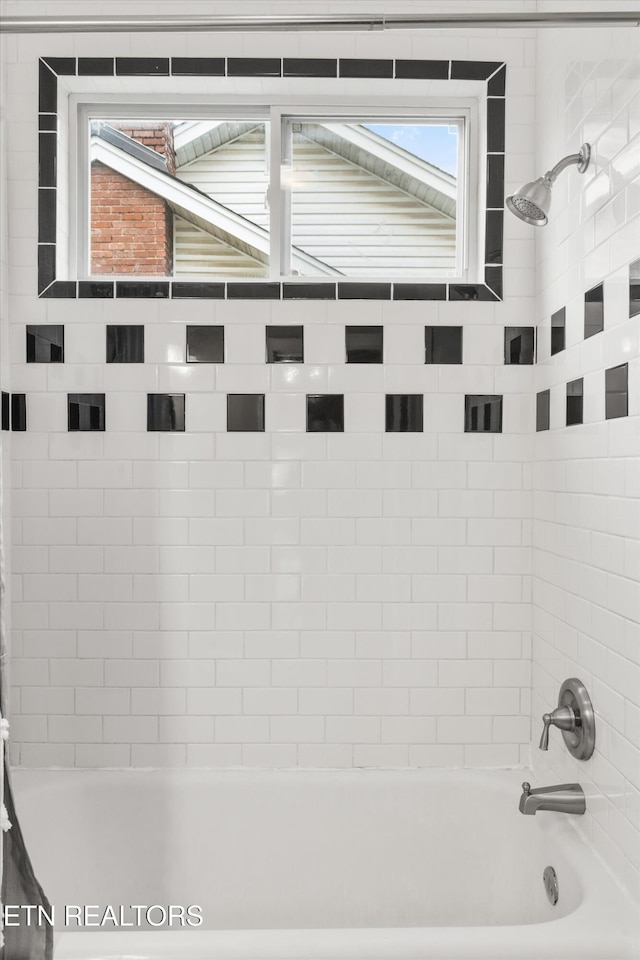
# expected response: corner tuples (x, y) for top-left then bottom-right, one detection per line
(13, 769), (586, 932)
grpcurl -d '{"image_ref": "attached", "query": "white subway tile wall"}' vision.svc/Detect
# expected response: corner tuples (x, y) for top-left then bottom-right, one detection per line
(2, 24), (536, 775)
(533, 26), (640, 898)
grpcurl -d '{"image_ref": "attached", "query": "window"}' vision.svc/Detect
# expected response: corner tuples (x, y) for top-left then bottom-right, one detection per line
(39, 56), (506, 299)
(82, 110), (465, 282)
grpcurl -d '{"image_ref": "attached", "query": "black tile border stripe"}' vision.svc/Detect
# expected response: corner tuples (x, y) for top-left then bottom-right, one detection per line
(172, 281), (225, 299)
(172, 57), (225, 77)
(395, 60), (449, 80)
(39, 279), (507, 301)
(339, 59), (393, 79)
(78, 57), (114, 76)
(283, 58), (337, 78)
(451, 60), (502, 81)
(115, 57), (170, 76)
(37, 57), (506, 82)
(42, 57), (76, 75)
(38, 57), (505, 301)
(227, 58), (282, 77)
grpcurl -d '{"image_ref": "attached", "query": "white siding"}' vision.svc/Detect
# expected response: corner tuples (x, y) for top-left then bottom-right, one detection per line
(175, 130), (456, 279)
(176, 130), (270, 229)
(173, 217), (267, 278)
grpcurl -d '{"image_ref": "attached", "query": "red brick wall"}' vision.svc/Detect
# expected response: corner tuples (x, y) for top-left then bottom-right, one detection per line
(90, 123), (174, 275)
(113, 123), (176, 174)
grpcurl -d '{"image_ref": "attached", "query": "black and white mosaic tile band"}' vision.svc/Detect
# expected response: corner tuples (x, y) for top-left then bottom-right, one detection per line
(12, 256), (634, 434)
(37, 56), (506, 300)
(27, 323), (542, 367)
(3, 372), (630, 432)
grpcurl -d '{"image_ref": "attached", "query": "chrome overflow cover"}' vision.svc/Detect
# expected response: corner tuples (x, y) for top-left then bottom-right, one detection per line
(543, 866), (559, 906)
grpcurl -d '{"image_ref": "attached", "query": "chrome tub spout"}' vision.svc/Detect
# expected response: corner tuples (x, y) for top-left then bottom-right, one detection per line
(519, 781), (586, 815)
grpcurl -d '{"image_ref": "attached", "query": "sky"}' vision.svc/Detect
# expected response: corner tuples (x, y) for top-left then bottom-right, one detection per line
(364, 123), (458, 176)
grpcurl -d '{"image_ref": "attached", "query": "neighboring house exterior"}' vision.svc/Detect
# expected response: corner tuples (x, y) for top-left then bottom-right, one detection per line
(90, 120), (457, 279)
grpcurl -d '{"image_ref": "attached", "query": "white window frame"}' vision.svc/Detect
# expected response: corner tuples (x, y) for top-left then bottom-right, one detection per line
(73, 95), (479, 284)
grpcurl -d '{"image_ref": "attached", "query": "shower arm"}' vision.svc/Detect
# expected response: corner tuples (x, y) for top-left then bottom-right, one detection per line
(543, 144), (591, 184)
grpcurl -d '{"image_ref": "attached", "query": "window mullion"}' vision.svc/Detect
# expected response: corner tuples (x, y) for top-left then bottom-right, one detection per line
(72, 102), (85, 279)
(279, 114), (292, 278)
(458, 117), (467, 281)
(268, 105), (283, 280)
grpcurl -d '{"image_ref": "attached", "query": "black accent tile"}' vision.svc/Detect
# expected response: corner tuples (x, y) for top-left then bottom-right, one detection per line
(266, 326), (304, 363)
(504, 327), (534, 365)
(487, 98), (505, 152)
(338, 282), (391, 300)
(486, 154), (505, 209)
(283, 58), (337, 77)
(227, 58), (281, 77)
(449, 284), (498, 302)
(584, 283), (604, 339)
(395, 59), (449, 80)
(339, 59), (393, 79)
(2, 392), (10, 431)
(38, 189), (56, 243)
(39, 61), (57, 113)
(37, 246), (56, 295)
(107, 325), (144, 363)
(485, 211), (503, 264)
(566, 378), (583, 426)
(42, 57), (75, 75)
(40, 281), (76, 299)
(172, 282), (225, 299)
(451, 60), (502, 81)
(425, 326), (462, 364)
(393, 283), (447, 301)
(79, 58), (114, 76)
(79, 281), (114, 299)
(386, 395), (423, 432)
(485, 266), (503, 300)
(11, 394), (26, 432)
(27, 324), (64, 363)
(630, 258), (640, 318)
(605, 363), (628, 420)
(536, 390), (550, 432)
(147, 394), (185, 432)
(346, 326), (383, 364)
(227, 394), (265, 432)
(187, 326), (225, 364)
(487, 65), (506, 96)
(307, 395), (344, 432)
(115, 58), (170, 76)
(38, 115), (57, 132)
(227, 282), (280, 300)
(551, 307), (566, 355)
(39, 133), (57, 187)
(465, 395), (502, 433)
(171, 58), (225, 76)
(68, 393), (105, 432)
(116, 282), (169, 299)
(283, 283), (336, 300)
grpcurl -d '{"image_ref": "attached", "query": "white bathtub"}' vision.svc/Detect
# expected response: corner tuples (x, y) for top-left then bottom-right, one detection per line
(11, 768), (639, 960)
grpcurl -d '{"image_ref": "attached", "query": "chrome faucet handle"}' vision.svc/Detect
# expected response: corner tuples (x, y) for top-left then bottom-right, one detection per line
(539, 705), (576, 750)
(521, 781), (531, 795)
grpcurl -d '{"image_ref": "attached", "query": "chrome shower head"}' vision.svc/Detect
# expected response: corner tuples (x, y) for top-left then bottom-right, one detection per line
(506, 178), (552, 225)
(506, 143), (590, 227)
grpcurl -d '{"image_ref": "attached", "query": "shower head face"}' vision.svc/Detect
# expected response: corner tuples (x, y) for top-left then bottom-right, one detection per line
(506, 177), (552, 226)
